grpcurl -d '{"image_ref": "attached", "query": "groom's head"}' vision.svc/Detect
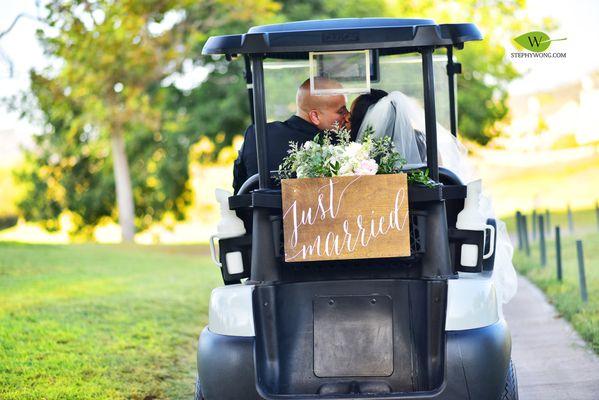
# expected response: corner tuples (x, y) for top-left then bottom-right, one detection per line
(296, 78), (348, 130)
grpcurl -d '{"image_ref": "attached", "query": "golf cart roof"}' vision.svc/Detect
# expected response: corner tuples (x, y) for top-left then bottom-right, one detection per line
(202, 18), (482, 58)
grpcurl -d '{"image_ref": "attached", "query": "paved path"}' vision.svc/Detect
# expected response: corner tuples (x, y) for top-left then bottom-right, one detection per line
(503, 275), (599, 400)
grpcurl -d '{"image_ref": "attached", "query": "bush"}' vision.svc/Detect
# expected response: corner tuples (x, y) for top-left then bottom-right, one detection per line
(0, 214), (18, 231)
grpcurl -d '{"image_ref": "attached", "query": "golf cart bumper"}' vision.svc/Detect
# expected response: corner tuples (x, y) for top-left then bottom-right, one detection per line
(197, 319), (511, 400)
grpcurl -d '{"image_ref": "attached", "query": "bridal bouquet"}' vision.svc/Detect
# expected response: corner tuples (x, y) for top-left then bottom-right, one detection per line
(278, 124), (432, 186)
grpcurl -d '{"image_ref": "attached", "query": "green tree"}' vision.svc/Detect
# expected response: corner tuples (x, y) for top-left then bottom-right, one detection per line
(12, 0), (537, 238)
(14, 0), (279, 240)
(382, 0), (530, 144)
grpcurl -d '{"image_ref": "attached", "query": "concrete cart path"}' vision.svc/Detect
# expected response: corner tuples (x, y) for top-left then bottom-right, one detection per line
(503, 275), (599, 400)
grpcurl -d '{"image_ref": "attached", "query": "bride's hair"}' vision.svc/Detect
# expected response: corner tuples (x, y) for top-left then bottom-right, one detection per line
(349, 89), (388, 141)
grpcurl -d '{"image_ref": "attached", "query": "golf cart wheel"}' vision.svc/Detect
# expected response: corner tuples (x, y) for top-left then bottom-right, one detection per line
(194, 377), (205, 400)
(499, 359), (518, 400)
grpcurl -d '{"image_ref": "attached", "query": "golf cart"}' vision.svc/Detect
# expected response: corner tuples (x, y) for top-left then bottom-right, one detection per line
(197, 18), (517, 400)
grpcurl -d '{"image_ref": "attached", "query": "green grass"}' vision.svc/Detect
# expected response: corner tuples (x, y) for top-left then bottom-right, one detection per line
(513, 228), (599, 354)
(0, 243), (221, 399)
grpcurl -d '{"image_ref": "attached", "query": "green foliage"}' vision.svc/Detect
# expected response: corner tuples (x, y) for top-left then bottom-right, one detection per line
(278, 125), (433, 186)
(380, 0), (539, 143)
(14, 0), (280, 233)
(407, 168), (432, 187)
(278, 125), (400, 178)
(0, 242), (221, 399)
(279, 0), (386, 20)
(13, 0), (535, 232)
(179, 62), (250, 156)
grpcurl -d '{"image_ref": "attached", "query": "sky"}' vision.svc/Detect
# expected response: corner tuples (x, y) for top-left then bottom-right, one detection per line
(1, 0), (599, 160)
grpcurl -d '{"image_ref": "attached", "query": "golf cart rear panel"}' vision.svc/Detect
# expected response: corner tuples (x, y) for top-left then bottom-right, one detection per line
(198, 319), (510, 399)
(253, 279), (446, 396)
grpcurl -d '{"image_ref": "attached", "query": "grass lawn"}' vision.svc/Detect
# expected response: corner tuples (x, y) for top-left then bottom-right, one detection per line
(0, 242), (221, 400)
(513, 227), (599, 354)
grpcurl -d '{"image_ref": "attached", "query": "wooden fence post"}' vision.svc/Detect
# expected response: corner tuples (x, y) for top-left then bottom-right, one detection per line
(555, 226), (562, 282)
(539, 215), (546, 267)
(532, 209), (537, 240)
(523, 215), (530, 257)
(576, 240), (588, 303)
(516, 211), (523, 250)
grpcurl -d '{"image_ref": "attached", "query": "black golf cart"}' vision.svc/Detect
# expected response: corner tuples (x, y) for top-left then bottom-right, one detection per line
(197, 18), (517, 400)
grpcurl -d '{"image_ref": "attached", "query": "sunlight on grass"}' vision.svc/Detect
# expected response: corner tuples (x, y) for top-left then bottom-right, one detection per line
(475, 151), (599, 217)
(0, 243), (221, 400)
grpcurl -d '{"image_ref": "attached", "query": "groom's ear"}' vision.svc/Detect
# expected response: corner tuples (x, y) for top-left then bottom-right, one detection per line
(308, 110), (320, 126)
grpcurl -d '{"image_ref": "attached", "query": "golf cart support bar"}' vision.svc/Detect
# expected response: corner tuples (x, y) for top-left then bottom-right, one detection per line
(446, 46), (461, 137)
(422, 48), (439, 182)
(251, 56), (270, 189)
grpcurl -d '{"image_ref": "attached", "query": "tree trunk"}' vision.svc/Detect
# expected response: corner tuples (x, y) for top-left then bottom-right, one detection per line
(111, 130), (135, 242)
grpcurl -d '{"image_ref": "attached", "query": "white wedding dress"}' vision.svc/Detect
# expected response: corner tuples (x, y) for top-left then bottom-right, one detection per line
(356, 91), (518, 304)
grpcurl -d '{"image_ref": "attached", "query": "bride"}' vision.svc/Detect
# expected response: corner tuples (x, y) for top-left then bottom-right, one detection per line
(348, 90), (518, 304)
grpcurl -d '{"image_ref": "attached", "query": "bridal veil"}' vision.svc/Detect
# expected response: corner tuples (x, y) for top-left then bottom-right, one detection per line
(357, 91), (518, 304)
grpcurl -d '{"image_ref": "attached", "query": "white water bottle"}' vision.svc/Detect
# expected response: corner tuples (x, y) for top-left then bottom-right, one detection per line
(209, 189), (246, 275)
(455, 179), (495, 268)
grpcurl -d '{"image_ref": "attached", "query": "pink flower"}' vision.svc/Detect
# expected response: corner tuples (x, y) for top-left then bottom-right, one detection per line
(355, 159), (378, 175)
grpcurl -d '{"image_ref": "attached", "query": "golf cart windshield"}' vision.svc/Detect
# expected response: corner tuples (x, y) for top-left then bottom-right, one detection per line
(203, 18), (480, 186)
(264, 53), (453, 132)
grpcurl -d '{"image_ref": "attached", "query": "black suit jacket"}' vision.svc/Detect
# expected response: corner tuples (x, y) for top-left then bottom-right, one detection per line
(233, 115), (320, 193)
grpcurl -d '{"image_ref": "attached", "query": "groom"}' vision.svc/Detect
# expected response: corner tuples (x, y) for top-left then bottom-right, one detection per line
(232, 78), (349, 194)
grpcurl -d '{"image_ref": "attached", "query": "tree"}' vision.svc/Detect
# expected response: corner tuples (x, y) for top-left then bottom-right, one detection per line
(12, 0), (537, 238)
(31, 0), (197, 241)
(381, 0), (529, 144)
(14, 0), (279, 240)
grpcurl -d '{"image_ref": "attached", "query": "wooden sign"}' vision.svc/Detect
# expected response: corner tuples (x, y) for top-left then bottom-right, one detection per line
(281, 174), (410, 262)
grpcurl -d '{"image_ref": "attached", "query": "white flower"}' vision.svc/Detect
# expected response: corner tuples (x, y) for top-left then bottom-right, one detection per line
(345, 142), (364, 159)
(338, 160), (357, 176)
(355, 159), (379, 175)
(296, 165), (307, 178)
(303, 141), (314, 150)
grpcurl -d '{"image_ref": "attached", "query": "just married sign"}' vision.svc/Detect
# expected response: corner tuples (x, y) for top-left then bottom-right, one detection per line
(281, 174), (411, 262)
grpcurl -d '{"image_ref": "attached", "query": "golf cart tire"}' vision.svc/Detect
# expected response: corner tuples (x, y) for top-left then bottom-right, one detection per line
(499, 360), (518, 400)
(194, 376), (204, 400)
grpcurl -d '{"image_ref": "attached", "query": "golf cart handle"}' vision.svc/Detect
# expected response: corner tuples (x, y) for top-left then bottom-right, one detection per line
(237, 171), (279, 195)
(483, 224), (495, 260)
